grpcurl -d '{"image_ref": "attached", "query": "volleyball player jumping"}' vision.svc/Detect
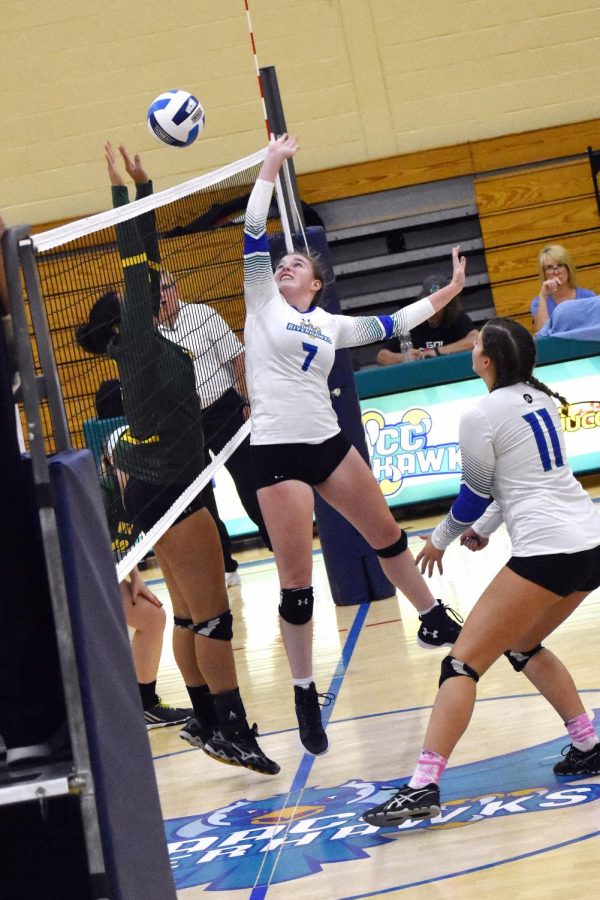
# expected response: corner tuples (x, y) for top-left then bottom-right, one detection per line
(76, 143), (278, 775)
(363, 318), (600, 825)
(243, 134), (467, 756)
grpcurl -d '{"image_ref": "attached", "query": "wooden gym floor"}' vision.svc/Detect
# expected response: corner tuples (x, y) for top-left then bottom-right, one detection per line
(143, 485), (600, 899)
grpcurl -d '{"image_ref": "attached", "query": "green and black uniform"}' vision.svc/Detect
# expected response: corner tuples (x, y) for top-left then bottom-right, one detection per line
(108, 182), (205, 528)
(99, 472), (142, 558)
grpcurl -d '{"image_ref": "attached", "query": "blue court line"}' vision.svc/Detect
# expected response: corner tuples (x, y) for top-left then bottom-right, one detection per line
(338, 828), (600, 899)
(248, 600), (370, 900)
(143, 493), (600, 589)
(288, 600), (370, 796)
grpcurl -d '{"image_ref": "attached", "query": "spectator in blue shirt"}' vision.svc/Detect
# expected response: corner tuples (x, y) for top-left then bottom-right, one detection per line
(531, 244), (595, 333)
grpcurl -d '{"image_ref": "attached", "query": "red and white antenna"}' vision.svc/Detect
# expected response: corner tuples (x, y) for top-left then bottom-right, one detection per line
(243, 0), (271, 139)
(243, 1), (301, 251)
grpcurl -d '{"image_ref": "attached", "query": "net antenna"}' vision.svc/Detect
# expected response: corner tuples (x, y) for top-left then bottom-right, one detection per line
(23, 148), (270, 581)
(243, 1), (304, 253)
(259, 66), (306, 255)
(281, 161), (309, 254)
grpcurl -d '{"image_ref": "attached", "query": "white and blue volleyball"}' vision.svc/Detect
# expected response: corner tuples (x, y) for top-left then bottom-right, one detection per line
(147, 90), (205, 148)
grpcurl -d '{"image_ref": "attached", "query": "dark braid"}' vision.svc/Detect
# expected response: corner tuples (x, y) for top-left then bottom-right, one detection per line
(525, 374), (569, 414)
(481, 317), (570, 411)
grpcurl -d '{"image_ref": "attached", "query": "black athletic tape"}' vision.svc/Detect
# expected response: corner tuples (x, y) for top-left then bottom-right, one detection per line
(192, 609), (233, 641)
(439, 654), (480, 687)
(90, 874), (109, 899)
(374, 531), (408, 558)
(35, 482), (54, 509)
(504, 643), (544, 673)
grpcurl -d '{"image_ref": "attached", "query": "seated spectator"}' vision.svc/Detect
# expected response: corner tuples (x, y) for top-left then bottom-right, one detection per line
(377, 275), (478, 366)
(531, 244), (595, 333)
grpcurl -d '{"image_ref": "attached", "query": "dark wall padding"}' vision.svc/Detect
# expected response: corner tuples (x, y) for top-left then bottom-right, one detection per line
(49, 449), (176, 900)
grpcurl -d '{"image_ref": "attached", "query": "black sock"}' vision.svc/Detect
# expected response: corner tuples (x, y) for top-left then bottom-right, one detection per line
(213, 688), (248, 738)
(139, 681), (158, 711)
(187, 684), (217, 727)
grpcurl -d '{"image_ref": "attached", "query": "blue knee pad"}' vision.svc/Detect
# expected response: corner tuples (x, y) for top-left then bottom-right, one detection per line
(279, 587), (314, 625)
(439, 654), (480, 687)
(504, 643), (544, 673)
(374, 531), (408, 558)
(191, 609), (233, 641)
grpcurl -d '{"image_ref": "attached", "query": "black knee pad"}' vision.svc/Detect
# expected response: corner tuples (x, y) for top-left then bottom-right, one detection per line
(279, 587), (314, 625)
(192, 609), (233, 641)
(439, 654), (480, 687)
(174, 616), (194, 630)
(504, 643), (544, 673)
(374, 531), (408, 558)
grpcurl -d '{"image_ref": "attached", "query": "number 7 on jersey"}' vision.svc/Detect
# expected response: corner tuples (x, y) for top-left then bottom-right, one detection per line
(301, 342), (318, 371)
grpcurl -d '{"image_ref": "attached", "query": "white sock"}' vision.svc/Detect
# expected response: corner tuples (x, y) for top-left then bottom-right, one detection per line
(293, 676), (314, 690)
(420, 600), (438, 617)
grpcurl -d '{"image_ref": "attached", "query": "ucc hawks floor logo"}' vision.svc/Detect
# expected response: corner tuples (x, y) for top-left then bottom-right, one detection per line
(165, 710), (600, 892)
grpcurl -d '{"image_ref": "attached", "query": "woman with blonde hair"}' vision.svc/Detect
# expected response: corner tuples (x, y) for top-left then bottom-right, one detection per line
(531, 243), (595, 333)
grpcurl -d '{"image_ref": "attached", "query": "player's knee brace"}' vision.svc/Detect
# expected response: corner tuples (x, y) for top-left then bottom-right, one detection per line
(173, 616), (194, 630)
(279, 587), (314, 625)
(504, 643), (544, 673)
(439, 655), (480, 687)
(191, 609), (233, 641)
(373, 531), (408, 558)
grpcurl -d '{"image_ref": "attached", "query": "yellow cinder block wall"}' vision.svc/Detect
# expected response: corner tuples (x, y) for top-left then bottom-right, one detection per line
(2, 0), (600, 225)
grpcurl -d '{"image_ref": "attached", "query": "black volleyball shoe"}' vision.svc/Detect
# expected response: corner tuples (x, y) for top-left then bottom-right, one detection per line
(362, 783), (441, 826)
(417, 600), (463, 649)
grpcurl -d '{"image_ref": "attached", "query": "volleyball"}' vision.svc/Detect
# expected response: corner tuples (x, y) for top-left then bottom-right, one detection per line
(147, 90), (205, 148)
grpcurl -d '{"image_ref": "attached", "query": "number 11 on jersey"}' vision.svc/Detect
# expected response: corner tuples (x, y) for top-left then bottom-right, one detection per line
(522, 408), (564, 471)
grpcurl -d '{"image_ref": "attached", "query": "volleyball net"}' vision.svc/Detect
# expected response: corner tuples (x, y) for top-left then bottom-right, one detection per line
(18, 147), (281, 579)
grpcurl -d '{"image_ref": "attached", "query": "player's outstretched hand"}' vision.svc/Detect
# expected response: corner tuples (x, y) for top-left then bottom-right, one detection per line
(104, 141), (125, 187)
(415, 535), (445, 577)
(118, 144), (149, 185)
(267, 133), (299, 161)
(450, 244), (467, 294)
(259, 133), (299, 184)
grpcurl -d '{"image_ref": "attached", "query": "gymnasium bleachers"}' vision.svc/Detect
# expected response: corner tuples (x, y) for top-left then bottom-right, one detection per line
(311, 177), (492, 368)
(476, 156), (600, 330)
(31, 116), (600, 442)
(297, 116), (600, 366)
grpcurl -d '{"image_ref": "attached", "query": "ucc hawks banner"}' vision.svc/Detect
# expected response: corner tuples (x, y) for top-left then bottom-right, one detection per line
(359, 359), (600, 508)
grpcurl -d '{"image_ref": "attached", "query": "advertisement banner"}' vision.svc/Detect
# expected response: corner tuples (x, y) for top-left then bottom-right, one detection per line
(359, 358), (600, 507)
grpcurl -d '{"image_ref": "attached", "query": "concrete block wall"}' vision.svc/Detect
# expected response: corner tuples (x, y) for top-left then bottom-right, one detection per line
(2, 1), (600, 224)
